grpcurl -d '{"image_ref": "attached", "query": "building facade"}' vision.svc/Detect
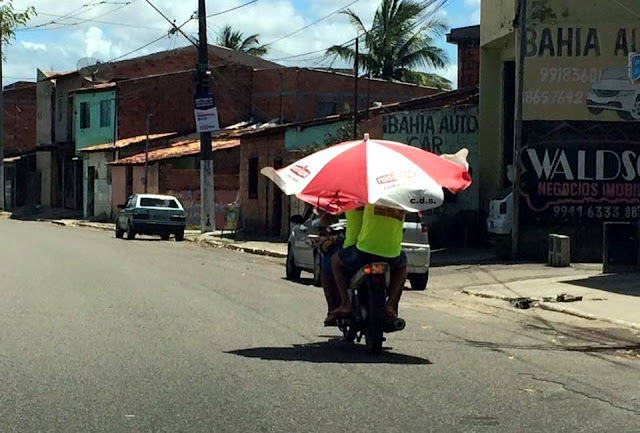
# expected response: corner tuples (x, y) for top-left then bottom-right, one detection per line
(480, 0), (640, 260)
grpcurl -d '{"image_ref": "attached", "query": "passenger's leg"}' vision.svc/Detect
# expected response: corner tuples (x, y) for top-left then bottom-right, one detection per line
(329, 252), (353, 316)
(385, 258), (408, 319)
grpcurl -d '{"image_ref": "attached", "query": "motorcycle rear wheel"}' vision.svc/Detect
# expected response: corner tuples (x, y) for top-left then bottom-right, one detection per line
(364, 287), (385, 354)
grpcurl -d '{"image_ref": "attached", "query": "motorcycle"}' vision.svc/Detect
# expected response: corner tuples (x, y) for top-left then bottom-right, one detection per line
(310, 223), (406, 354)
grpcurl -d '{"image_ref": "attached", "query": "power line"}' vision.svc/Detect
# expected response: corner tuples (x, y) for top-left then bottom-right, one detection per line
(18, 1), (140, 31)
(21, 1), (101, 29)
(108, 33), (169, 62)
(206, 0), (259, 18)
(263, 0), (360, 47)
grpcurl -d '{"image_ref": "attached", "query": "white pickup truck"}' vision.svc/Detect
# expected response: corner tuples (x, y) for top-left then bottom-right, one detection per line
(286, 208), (431, 290)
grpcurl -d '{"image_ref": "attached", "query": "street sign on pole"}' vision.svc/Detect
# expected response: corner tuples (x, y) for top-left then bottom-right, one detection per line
(630, 52), (640, 85)
(194, 93), (220, 133)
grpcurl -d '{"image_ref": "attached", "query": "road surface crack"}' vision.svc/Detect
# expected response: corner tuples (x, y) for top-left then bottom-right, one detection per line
(521, 373), (640, 416)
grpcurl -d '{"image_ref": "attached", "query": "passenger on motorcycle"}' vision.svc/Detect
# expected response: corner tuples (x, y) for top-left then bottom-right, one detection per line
(321, 208), (363, 325)
(330, 204), (408, 320)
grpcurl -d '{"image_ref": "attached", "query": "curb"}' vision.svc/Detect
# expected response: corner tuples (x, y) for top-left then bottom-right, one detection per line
(189, 237), (287, 259)
(462, 289), (640, 331)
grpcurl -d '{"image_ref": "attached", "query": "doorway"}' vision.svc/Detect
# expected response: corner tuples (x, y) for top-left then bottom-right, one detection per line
(502, 61), (516, 188)
(87, 166), (95, 217)
(272, 157), (283, 237)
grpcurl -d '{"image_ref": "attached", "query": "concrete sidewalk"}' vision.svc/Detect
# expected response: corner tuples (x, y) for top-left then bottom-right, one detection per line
(462, 270), (640, 330)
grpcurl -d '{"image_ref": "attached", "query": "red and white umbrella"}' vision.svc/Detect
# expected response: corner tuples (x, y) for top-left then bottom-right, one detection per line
(261, 134), (472, 214)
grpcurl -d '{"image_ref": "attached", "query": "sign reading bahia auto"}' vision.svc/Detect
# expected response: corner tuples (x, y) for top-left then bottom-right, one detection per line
(194, 93), (219, 133)
(630, 52), (640, 85)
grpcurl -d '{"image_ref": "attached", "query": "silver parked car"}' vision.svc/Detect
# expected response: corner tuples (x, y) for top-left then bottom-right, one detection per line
(286, 207), (431, 290)
(115, 194), (186, 241)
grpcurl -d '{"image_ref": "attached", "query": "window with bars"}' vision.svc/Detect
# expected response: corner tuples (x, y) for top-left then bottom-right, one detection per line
(80, 102), (90, 129)
(100, 100), (111, 127)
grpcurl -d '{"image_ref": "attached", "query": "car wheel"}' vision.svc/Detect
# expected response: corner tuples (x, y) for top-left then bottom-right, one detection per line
(312, 252), (322, 287)
(161, 233), (170, 240)
(175, 230), (184, 242)
(115, 220), (124, 239)
(587, 106), (603, 115)
(631, 95), (640, 120)
(286, 246), (301, 280)
(409, 272), (429, 291)
(126, 222), (136, 240)
(617, 110), (634, 121)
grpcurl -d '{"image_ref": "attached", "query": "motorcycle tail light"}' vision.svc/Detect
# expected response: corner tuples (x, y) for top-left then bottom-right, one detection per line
(364, 263), (387, 274)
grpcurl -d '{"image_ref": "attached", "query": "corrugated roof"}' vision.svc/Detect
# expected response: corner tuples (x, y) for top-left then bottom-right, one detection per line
(71, 82), (117, 94)
(79, 133), (177, 152)
(109, 138), (240, 165)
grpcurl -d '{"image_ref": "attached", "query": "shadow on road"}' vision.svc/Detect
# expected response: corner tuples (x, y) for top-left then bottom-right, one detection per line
(227, 339), (432, 365)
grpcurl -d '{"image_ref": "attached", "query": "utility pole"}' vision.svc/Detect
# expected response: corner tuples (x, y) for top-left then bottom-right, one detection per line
(353, 34), (359, 140)
(0, 15), (5, 211)
(512, 0), (528, 259)
(144, 111), (152, 193)
(198, 0), (215, 233)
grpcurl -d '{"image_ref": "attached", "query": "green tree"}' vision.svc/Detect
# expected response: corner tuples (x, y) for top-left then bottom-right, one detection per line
(216, 25), (268, 57)
(326, 0), (451, 89)
(1, 0), (36, 210)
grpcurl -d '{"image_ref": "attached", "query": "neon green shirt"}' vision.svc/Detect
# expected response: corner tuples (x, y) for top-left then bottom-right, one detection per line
(343, 209), (364, 248)
(356, 204), (405, 258)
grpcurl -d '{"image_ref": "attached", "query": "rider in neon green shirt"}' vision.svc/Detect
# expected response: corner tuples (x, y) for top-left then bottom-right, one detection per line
(342, 208), (364, 249)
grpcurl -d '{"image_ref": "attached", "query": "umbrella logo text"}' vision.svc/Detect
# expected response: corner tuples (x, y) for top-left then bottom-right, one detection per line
(376, 170), (416, 185)
(291, 165), (311, 178)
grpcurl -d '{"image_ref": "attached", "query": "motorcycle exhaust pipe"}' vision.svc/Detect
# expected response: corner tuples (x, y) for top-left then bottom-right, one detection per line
(384, 318), (406, 333)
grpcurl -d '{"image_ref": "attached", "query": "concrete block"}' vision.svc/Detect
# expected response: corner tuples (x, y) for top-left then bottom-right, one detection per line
(548, 234), (570, 267)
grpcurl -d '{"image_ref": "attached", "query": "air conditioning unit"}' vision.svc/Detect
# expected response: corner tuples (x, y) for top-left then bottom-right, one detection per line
(548, 234), (570, 267)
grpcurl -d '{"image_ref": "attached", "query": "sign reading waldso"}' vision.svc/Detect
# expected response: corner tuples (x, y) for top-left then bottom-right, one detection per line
(194, 93), (220, 133)
(520, 136), (640, 223)
(524, 24), (640, 121)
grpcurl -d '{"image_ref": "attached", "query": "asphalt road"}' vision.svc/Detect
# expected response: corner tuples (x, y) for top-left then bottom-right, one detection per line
(1, 219), (639, 433)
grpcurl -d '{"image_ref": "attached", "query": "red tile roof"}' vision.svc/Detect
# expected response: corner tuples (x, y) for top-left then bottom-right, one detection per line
(109, 139), (240, 165)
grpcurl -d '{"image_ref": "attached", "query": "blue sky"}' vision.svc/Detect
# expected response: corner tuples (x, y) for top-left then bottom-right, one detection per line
(6, 0), (480, 88)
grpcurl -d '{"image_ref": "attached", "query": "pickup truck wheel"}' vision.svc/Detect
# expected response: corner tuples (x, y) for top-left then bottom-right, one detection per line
(312, 252), (322, 287)
(126, 222), (136, 240)
(175, 230), (184, 242)
(409, 272), (428, 291)
(286, 246), (301, 280)
(161, 233), (170, 240)
(115, 221), (124, 239)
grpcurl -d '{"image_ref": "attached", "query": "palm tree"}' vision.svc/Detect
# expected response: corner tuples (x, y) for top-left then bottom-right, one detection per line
(326, 0), (451, 89)
(216, 25), (268, 57)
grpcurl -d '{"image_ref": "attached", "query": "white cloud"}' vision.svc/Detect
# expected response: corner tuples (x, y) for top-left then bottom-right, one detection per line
(470, 8), (480, 24)
(21, 41), (47, 51)
(464, 0), (481, 7)
(85, 27), (112, 59)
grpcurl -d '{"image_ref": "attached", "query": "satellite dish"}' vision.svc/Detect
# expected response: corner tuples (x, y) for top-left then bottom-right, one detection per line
(76, 57), (114, 84)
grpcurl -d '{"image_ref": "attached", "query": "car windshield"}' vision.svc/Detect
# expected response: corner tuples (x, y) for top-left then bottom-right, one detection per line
(139, 197), (180, 208)
(602, 67), (628, 80)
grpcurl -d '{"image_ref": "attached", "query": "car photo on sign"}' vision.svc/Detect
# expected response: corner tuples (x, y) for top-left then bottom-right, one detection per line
(586, 65), (640, 120)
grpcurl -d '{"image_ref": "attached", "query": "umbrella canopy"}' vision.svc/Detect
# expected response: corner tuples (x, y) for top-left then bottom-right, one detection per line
(261, 135), (472, 214)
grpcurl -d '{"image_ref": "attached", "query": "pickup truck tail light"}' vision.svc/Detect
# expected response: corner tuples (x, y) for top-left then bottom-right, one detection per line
(133, 213), (149, 220)
(170, 215), (186, 222)
(499, 202), (507, 214)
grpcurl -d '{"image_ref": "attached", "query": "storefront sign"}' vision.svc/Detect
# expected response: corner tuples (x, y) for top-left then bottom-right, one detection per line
(524, 25), (640, 121)
(520, 139), (640, 222)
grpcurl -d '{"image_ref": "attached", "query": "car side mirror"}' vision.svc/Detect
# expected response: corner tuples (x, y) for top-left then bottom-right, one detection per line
(290, 215), (304, 225)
